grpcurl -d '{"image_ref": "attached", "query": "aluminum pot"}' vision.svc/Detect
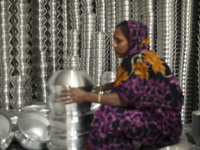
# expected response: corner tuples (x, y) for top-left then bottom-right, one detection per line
(50, 131), (89, 148)
(48, 111), (93, 132)
(47, 95), (91, 116)
(47, 142), (84, 150)
(48, 69), (94, 94)
(15, 111), (50, 150)
(0, 111), (14, 150)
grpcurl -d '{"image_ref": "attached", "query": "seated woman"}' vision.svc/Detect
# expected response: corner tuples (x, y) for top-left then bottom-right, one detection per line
(60, 20), (184, 150)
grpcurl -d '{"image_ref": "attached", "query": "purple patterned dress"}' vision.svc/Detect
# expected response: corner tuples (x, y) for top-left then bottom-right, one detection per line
(85, 20), (184, 150)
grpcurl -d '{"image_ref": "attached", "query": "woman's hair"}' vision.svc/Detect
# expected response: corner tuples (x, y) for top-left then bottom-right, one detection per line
(116, 21), (129, 40)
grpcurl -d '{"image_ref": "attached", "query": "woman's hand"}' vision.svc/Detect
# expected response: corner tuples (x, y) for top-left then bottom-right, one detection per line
(59, 88), (88, 104)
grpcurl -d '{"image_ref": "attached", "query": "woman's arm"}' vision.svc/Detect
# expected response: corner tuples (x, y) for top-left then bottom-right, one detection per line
(60, 88), (127, 107)
(93, 82), (114, 93)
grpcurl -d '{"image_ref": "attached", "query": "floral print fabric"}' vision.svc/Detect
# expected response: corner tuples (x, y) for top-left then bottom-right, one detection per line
(85, 20), (184, 150)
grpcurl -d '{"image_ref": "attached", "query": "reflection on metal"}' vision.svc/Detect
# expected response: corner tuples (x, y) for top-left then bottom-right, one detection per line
(179, 0), (194, 123)
(0, 0), (12, 110)
(0, 0), (199, 125)
(47, 69), (94, 149)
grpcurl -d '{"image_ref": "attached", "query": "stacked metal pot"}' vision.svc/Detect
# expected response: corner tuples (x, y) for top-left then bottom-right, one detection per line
(47, 69), (94, 150)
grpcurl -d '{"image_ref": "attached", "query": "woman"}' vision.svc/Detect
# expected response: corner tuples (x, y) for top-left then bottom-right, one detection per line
(60, 20), (184, 150)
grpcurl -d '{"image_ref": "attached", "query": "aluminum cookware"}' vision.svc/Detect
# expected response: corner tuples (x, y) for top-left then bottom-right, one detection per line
(47, 142), (84, 150)
(0, 111), (14, 150)
(48, 69), (94, 93)
(47, 94), (91, 116)
(15, 111), (50, 150)
(48, 111), (93, 132)
(50, 131), (89, 148)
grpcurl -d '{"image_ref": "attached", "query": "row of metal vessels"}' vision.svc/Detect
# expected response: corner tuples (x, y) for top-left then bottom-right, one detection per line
(0, 0), (199, 148)
(0, 69), (117, 150)
(0, 0), (198, 125)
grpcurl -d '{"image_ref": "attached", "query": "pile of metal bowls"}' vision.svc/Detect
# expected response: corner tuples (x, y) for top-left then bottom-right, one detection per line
(0, 103), (50, 150)
(47, 69), (94, 150)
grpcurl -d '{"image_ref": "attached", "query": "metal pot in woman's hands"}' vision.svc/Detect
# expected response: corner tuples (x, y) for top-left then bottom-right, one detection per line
(48, 69), (94, 94)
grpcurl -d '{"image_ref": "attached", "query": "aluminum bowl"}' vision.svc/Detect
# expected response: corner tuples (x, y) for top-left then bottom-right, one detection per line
(15, 111), (50, 150)
(0, 111), (14, 150)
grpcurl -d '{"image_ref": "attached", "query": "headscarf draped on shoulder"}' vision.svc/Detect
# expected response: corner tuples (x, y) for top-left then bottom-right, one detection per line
(113, 20), (183, 110)
(114, 20), (151, 87)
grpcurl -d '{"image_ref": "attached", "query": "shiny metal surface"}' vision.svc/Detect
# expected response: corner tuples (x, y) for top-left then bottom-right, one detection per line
(15, 111), (50, 150)
(47, 142), (84, 150)
(20, 104), (46, 112)
(47, 97), (91, 116)
(50, 132), (89, 148)
(101, 71), (116, 85)
(48, 70), (94, 92)
(0, 111), (14, 150)
(48, 112), (93, 132)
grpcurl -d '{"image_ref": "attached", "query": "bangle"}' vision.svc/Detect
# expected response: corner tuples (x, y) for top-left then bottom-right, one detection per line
(98, 94), (101, 103)
(100, 86), (103, 91)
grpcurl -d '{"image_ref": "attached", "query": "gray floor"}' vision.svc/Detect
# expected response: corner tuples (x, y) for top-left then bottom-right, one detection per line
(6, 124), (200, 150)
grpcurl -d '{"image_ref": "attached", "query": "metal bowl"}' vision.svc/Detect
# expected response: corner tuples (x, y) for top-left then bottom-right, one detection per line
(15, 111), (50, 150)
(0, 111), (14, 150)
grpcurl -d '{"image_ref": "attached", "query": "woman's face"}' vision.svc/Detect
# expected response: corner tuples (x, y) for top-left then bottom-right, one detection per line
(112, 27), (129, 58)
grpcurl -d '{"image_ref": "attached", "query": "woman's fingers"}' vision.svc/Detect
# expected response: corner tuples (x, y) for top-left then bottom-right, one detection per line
(59, 89), (73, 103)
(59, 88), (86, 103)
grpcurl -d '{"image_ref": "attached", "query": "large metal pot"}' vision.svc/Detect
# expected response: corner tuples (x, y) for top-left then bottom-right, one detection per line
(47, 69), (94, 149)
(47, 94), (91, 116)
(48, 111), (93, 132)
(48, 69), (94, 93)
(50, 130), (89, 148)
(47, 142), (84, 150)
(15, 111), (50, 150)
(0, 111), (14, 150)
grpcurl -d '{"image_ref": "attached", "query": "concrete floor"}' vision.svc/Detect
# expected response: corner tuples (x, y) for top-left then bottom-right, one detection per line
(7, 124), (200, 150)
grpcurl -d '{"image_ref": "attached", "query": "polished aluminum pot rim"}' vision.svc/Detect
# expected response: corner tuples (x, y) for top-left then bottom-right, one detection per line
(20, 104), (48, 113)
(15, 130), (47, 150)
